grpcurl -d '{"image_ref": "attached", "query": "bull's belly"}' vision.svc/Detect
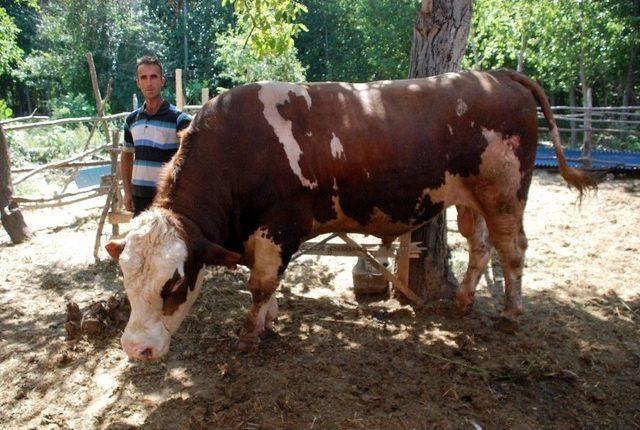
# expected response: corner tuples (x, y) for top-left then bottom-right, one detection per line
(308, 173), (468, 239)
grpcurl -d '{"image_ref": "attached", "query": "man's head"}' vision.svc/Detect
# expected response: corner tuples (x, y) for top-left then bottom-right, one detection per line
(105, 208), (241, 360)
(135, 56), (165, 101)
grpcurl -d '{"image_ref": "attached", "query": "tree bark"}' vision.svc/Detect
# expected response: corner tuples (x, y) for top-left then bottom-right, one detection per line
(404, 0), (472, 302)
(0, 127), (32, 244)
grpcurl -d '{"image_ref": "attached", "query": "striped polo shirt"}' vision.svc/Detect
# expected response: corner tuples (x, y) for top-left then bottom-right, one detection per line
(123, 101), (191, 197)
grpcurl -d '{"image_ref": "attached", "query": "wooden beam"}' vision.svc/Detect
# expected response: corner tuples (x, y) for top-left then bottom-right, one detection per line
(338, 234), (423, 306)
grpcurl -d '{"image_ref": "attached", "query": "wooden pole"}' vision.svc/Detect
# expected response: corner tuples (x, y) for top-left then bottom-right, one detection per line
(176, 69), (184, 109)
(339, 234), (423, 306)
(201, 87), (209, 105)
(582, 88), (593, 168)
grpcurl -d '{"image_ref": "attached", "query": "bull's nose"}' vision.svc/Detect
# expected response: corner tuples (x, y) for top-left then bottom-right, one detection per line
(122, 339), (155, 360)
(140, 347), (153, 360)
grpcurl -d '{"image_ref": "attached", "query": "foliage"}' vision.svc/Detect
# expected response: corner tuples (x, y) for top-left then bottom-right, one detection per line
(48, 93), (96, 119)
(9, 125), (105, 167)
(144, 0), (234, 103)
(222, 0), (308, 56)
(465, 0), (639, 105)
(216, 0), (308, 84)
(0, 6), (23, 75)
(0, 98), (12, 119)
(296, 0), (419, 82)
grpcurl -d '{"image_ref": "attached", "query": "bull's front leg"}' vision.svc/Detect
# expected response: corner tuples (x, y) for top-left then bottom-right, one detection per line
(237, 228), (283, 351)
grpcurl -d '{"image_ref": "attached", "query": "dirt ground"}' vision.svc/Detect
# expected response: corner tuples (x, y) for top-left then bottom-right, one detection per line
(1, 171), (639, 430)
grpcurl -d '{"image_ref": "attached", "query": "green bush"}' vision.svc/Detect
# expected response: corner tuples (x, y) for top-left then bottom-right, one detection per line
(0, 99), (12, 120)
(9, 125), (106, 167)
(48, 93), (96, 119)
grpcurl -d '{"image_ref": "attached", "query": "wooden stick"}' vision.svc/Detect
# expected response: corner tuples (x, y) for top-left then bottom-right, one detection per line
(0, 110), (49, 125)
(3, 113), (129, 132)
(18, 190), (106, 210)
(94, 181), (117, 261)
(338, 233), (424, 306)
(59, 120), (100, 194)
(11, 160), (110, 174)
(396, 233), (412, 287)
(13, 145), (109, 185)
(86, 52), (112, 148)
(14, 186), (108, 204)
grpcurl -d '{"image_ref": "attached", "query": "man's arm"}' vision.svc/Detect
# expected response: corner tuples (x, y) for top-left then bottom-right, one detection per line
(121, 150), (134, 212)
(122, 117), (135, 212)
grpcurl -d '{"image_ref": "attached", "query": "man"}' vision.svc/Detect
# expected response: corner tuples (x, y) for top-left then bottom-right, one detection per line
(122, 56), (191, 216)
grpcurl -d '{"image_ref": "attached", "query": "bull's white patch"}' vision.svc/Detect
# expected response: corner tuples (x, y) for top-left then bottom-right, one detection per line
(456, 98), (468, 116)
(242, 228), (282, 338)
(310, 195), (410, 238)
(407, 83), (421, 92)
(330, 133), (345, 159)
(258, 83), (318, 189)
(332, 177), (339, 191)
(448, 124), (454, 135)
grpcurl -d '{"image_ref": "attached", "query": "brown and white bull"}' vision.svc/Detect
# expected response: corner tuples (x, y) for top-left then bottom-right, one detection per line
(106, 70), (596, 360)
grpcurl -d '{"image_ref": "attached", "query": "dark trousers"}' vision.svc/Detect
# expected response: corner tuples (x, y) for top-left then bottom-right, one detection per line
(133, 195), (155, 217)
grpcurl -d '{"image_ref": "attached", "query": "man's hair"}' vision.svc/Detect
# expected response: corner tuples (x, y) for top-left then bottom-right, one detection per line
(135, 56), (163, 78)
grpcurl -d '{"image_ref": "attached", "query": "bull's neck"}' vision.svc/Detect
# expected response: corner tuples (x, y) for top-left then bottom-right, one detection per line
(165, 198), (230, 247)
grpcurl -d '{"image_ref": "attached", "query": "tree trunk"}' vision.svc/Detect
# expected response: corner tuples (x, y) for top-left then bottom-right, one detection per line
(404, 0), (472, 302)
(517, 31), (526, 73)
(0, 127), (32, 244)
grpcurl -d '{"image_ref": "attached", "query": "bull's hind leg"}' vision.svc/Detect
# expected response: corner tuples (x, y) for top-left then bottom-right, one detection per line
(454, 206), (492, 316)
(486, 214), (528, 319)
(237, 228), (284, 351)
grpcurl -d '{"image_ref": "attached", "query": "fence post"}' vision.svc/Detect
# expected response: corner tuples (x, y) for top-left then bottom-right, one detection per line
(569, 87), (578, 148)
(581, 88), (593, 168)
(201, 87), (209, 105)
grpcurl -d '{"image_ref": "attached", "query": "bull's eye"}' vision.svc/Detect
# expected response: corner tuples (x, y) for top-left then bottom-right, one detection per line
(161, 270), (189, 316)
(161, 270), (184, 297)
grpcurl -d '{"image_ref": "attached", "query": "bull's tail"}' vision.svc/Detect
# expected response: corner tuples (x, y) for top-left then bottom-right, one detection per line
(507, 70), (600, 197)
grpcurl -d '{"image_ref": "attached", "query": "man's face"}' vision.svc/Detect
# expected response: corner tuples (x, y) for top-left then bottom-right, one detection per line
(136, 63), (164, 101)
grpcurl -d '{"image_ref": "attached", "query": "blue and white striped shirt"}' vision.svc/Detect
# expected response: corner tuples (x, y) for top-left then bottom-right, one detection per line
(123, 101), (191, 197)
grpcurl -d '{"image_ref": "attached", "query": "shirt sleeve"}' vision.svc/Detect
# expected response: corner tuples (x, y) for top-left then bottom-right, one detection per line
(123, 118), (134, 152)
(176, 112), (192, 132)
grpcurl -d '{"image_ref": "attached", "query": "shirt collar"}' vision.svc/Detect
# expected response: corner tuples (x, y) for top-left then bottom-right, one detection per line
(141, 99), (170, 117)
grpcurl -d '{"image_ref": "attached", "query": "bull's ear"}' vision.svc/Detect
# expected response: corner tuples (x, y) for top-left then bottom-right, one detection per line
(201, 241), (242, 268)
(105, 239), (126, 262)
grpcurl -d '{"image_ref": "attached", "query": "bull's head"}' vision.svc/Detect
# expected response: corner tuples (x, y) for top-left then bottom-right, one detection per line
(105, 208), (241, 360)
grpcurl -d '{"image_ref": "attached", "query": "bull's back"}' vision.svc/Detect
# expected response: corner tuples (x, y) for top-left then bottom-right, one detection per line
(192, 71), (540, 238)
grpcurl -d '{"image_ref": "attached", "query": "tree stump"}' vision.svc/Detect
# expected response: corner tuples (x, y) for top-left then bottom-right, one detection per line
(0, 126), (32, 244)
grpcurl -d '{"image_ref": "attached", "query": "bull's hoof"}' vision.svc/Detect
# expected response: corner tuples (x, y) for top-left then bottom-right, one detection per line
(452, 296), (473, 318)
(493, 316), (519, 334)
(260, 327), (279, 341)
(234, 336), (260, 353)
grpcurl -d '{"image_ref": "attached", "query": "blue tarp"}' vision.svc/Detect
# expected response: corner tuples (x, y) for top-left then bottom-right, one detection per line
(75, 165), (111, 188)
(536, 146), (640, 171)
